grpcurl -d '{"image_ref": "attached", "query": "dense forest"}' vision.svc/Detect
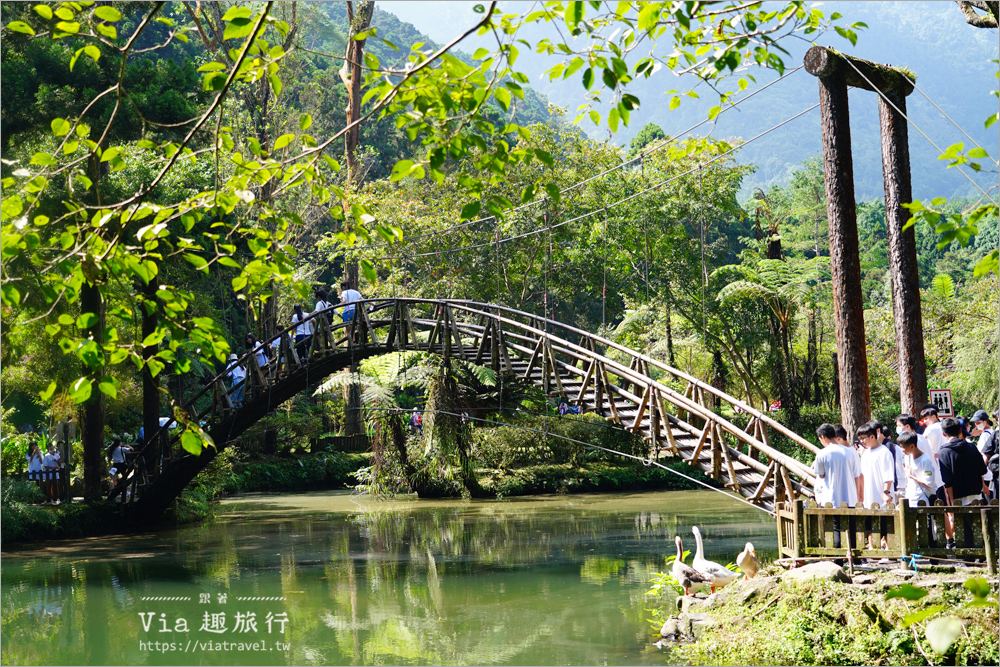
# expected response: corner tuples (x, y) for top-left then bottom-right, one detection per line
(1, 1), (997, 500)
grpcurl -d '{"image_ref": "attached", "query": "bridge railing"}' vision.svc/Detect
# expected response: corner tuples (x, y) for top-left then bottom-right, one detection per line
(436, 300), (817, 489)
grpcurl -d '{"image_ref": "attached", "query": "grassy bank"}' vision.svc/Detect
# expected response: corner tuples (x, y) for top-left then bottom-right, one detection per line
(656, 565), (999, 666)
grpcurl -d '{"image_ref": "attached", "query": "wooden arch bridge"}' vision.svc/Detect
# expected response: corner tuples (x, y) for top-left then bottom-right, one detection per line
(116, 299), (819, 525)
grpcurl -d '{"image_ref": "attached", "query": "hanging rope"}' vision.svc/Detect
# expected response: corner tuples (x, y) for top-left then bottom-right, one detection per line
(641, 155), (650, 306)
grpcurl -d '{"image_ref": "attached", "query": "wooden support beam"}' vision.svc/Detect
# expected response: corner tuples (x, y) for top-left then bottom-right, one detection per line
(524, 337), (543, 380)
(688, 424), (711, 464)
(576, 359), (597, 404)
(545, 342), (565, 397)
(879, 90), (928, 414)
(804, 46), (915, 97)
(809, 57), (871, 439)
(752, 461), (776, 503)
(631, 385), (651, 433)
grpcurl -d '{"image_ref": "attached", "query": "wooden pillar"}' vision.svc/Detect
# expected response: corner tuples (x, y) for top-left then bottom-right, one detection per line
(879, 91), (928, 414)
(806, 47), (871, 439)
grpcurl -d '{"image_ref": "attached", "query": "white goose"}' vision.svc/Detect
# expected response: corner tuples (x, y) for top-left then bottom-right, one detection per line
(672, 535), (711, 596)
(691, 526), (739, 593)
(736, 542), (761, 580)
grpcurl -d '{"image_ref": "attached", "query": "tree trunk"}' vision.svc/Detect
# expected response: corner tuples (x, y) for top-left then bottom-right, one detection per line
(141, 277), (159, 460)
(79, 281), (105, 500)
(814, 69), (871, 440)
(879, 91), (928, 415)
(341, 1), (375, 186)
(343, 366), (364, 436)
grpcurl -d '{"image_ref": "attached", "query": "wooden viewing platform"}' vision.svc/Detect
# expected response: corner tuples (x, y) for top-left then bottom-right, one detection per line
(777, 498), (999, 574)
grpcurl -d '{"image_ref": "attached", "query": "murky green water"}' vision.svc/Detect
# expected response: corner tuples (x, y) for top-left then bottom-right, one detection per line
(2, 489), (776, 666)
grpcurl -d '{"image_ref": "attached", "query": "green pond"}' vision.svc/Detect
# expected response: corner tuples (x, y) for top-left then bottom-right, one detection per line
(1, 489), (776, 666)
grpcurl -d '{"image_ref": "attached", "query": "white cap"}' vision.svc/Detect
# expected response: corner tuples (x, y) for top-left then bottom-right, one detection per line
(229, 354), (238, 361)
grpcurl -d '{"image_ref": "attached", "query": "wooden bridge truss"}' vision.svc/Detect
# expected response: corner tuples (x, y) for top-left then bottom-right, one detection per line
(116, 299), (818, 525)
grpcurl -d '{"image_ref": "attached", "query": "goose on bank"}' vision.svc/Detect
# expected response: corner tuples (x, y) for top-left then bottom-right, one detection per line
(736, 542), (761, 580)
(691, 526), (739, 593)
(672, 535), (711, 596)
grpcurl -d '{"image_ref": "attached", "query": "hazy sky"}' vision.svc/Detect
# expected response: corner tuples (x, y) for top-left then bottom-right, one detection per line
(374, 1), (998, 199)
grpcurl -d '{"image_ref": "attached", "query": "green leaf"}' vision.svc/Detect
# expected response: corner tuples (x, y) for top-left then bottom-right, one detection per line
(565, 1), (583, 29)
(76, 312), (98, 329)
(389, 159), (415, 182)
(460, 201), (481, 220)
(94, 6), (122, 21)
(273, 133), (295, 150)
(637, 3), (659, 31)
(669, 96), (680, 110)
(268, 73), (282, 97)
(986, 113), (998, 129)
(197, 62), (225, 72)
(95, 23), (116, 39)
(963, 577), (990, 600)
(51, 118), (71, 136)
(98, 377), (118, 398)
(608, 108), (619, 132)
(55, 21), (80, 34)
(967, 147), (989, 158)
(535, 149), (554, 168)
(582, 68), (593, 90)
(7, 21), (36, 35)
(223, 15), (256, 41)
(902, 604), (945, 627)
(99, 146), (120, 163)
(68, 377), (92, 404)
(39, 381), (57, 402)
(298, 113), (312, 130)
(707, 105), (722, 120)
(33, 5), (52, 20)
(183, 253), (209, 271)
(84, 44), (100, 61)
(925, 617), (962, 655)
(495, 86), (511, 111)
(180, 430), (203, 456)
(360, 259), (376, 283)
(885, 583), (928, 601)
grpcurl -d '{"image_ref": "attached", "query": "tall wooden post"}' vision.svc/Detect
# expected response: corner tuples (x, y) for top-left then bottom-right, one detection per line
(806, 52), (870, 439)
(879, 91), (928, 414)
(79, 281), (106, 500)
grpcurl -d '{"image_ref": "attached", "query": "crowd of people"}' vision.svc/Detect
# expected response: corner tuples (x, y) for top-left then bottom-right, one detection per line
(224, 281), (364, 407)
(26, 440), (67, 505)
(812, 405), (997, 552)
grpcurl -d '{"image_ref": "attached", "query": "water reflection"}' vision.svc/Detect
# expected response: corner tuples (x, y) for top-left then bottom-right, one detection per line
(2, 490), (775, 666)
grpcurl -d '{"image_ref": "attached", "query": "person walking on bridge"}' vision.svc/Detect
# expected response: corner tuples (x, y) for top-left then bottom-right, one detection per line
(339, 281), (363, 324)
(225, 354), (245, 407)
(291, 304), (313, 363)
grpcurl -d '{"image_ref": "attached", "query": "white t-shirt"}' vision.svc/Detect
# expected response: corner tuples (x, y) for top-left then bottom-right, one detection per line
(978, 429), (994, 483)
(227, 362), (245, 384)
(887, 440), (905, 492)
(904, 451), (936, 505)
(313, 299), (334, 317)
(341, 289), (363, 307)
(813, 444), (860, 507)
(923, 422), (945, 457)
(27, 450), (42, 473)
(253, 344), (268, 369)
(860, 444), (896, 508)
(291, 313), (313, 337)
(42, 452), (59, 478)
(913, 433), (943, 490)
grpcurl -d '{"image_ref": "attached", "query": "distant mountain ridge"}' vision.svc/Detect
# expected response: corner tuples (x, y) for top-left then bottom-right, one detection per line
(379, 1), (999, 202)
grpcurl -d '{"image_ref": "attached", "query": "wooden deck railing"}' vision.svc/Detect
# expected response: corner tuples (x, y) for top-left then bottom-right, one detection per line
(777, 498), (999, 574)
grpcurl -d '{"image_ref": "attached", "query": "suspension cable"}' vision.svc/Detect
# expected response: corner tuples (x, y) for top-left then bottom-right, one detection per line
(912, 83), (999, 167)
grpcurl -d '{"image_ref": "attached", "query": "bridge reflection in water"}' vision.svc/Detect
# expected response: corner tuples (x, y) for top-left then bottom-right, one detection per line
(116, 299), (819, 525)
(1, 489), (775, 666)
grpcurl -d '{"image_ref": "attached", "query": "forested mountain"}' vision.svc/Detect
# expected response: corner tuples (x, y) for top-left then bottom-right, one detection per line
(384, 0), (999, 201)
